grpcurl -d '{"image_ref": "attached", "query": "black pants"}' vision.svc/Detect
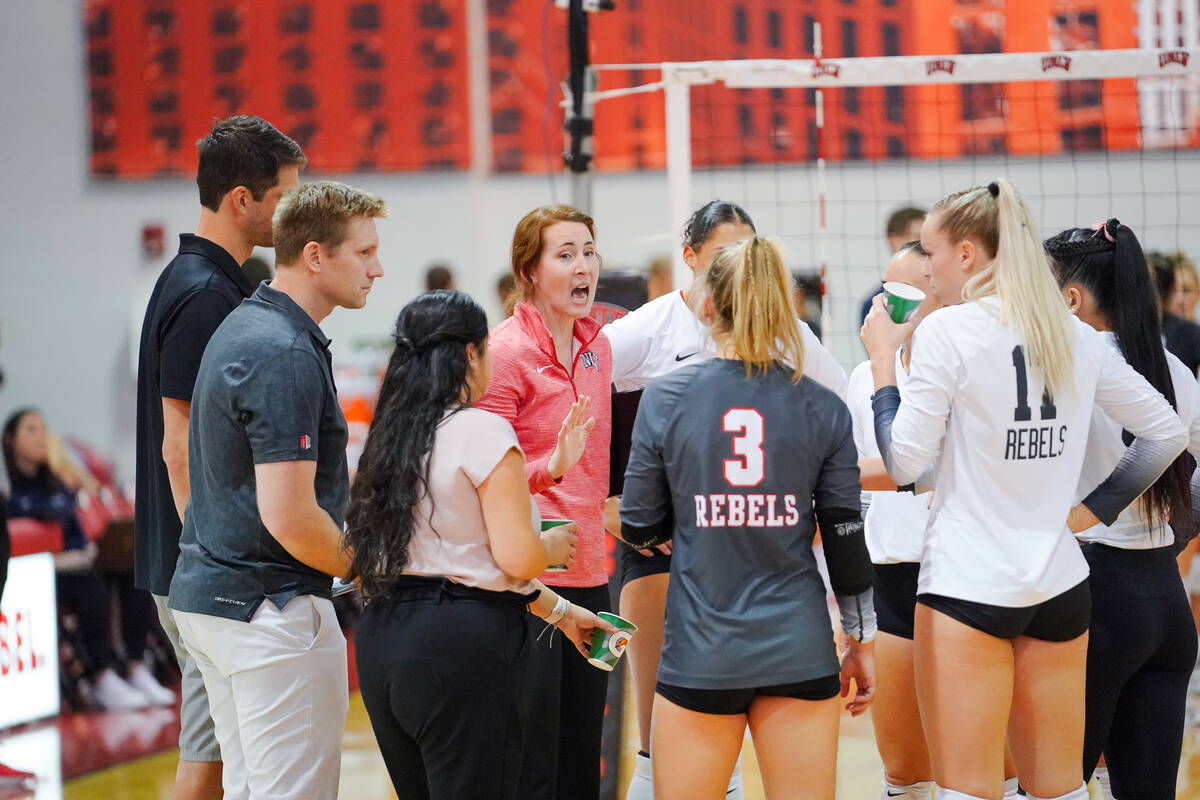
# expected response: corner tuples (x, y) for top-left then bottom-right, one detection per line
(1082, 543), (1197, 797)
(57, 569), (116, 675)
(108, 573), (155, 661)
(355, 579), (536, 800)
(519, 583), (612, 800)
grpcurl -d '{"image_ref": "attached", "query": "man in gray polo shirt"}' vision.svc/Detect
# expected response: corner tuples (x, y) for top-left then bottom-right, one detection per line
(170, 181), (386, 800)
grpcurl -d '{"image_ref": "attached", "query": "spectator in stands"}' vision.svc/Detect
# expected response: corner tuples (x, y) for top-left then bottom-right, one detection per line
(646, 256), (672, 301)
(496, 272), (516, 318)
(425, 262), (456, 292)
(3, 409), (175, 710)
(1162, 251), (1200, 322)
(1152, 251), (1200, 376)
(793, 271), (823, 340)
(242, 255), (273, 286)
(859, 206), (927, 328)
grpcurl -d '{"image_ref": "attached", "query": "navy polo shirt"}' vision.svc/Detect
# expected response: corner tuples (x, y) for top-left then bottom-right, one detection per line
(135, 234), (256, 596)
(168, 283), (348, 621)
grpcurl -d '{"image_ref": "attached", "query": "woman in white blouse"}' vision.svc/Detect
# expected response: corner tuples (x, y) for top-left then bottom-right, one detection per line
(344, 290), (614, 800)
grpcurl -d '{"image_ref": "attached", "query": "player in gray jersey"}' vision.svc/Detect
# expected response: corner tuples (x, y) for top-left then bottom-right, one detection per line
(621, 236), (876, 799)
(1047, 219), (1200, 800)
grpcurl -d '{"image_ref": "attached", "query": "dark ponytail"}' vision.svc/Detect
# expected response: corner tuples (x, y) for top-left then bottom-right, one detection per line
(683, 201), (755, 250)
(1045, 220), (1191, 533)
(344, 290), (490, 600)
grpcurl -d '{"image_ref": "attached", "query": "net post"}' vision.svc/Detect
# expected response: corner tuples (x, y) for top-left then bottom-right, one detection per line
(813, 21), (832, 343)
(665, 66), (693, 292)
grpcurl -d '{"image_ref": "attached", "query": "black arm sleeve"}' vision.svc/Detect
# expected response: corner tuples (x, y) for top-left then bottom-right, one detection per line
(621, 505), (674, 550)
(816, 510), (873, 596)
(814, 404), (873, 596)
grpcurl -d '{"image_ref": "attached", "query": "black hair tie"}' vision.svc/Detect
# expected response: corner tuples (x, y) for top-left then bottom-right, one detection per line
(987, 182), (1000, 198)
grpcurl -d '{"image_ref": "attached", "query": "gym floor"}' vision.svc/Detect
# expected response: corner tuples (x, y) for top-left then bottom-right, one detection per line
(0, 684), (1192, 799)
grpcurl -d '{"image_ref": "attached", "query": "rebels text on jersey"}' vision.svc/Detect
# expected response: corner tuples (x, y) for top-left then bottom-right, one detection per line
(872, 300), (1187, 607)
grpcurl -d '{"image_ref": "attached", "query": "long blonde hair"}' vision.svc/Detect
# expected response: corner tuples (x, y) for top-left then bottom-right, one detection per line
(705, 236), (805, 382)
(933, 178), (1074, 395)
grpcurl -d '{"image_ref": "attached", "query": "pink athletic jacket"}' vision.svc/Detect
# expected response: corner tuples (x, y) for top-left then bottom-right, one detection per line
(475, 301), (613, 588)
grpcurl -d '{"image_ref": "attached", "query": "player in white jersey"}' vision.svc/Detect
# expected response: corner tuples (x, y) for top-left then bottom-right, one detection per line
(1046, 219), (1200, 799)
(850, 241), (1023, 800)
(861, 179), (1188, 800)
(621, 235), (875, 800)
(603, 201), (847, 800)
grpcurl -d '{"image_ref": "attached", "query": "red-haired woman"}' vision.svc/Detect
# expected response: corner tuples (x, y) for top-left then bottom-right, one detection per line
(475, 205), (613, 799)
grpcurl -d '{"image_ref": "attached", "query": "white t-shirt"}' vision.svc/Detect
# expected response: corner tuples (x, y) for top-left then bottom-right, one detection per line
(605, 290), (848, 397)
(885, 300), (1187, 606)
(1074, 337), (1200, 549)
(846, 353), (930, 564)
(403, 408), (540, 593)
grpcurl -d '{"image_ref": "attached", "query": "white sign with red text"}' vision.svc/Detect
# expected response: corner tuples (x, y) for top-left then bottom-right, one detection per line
(0, 554), (59, 729)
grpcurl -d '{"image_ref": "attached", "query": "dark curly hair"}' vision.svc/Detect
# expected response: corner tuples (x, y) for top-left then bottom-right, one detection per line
(1045, 219), (1191, 534)
(343, 291), (490, 600)
(683, 201), (755, 250)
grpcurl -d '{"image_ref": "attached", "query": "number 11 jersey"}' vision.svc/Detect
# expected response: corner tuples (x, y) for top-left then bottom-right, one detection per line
(881, 299), (1188, 607)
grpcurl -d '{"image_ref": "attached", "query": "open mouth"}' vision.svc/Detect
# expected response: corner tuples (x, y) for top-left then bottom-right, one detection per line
(571, 284), (591, 302)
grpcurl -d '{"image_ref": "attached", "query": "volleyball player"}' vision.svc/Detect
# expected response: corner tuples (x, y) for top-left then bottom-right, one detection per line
(1045, 219), (1200, 799)
(861, 179), (1188, 800)
(603, 201), (847, 799)
(620, 236), (876, 800)
(848, 244), (1024, 800)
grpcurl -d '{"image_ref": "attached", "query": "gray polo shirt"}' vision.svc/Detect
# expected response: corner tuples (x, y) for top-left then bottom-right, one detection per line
(168, 283), (348, 622)
(620, 359), (863, 689)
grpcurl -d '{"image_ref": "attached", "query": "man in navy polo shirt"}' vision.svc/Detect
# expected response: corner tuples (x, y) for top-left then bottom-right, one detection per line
(170, 181), (386, 800)
(134, 115), (305, 800)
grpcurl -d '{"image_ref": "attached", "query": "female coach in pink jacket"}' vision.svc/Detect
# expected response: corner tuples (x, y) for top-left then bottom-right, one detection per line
(476, 205), (613, 800)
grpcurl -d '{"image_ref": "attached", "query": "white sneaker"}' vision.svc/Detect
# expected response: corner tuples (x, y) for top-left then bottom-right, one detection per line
(1091, 767), (1114, 800)
(93, 668), (151, 710)
(626, 752), (653, 800)
(127, 662), (177, 706)
(725, 752), (744, 799)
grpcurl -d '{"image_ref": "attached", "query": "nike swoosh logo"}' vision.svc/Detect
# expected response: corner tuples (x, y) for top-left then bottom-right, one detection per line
(886, 792), (905, 797)
(536, 365), (553, 374)
(675, 352), (697, 361)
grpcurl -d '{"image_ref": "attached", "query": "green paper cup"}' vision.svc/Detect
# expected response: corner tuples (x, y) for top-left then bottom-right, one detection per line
(882, 281), (925, 323)
(588, 612), (638, 671)
(541, 518), (572, 572)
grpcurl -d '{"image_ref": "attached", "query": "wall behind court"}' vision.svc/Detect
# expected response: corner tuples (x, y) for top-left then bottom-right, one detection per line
(2, 2), (1197, 480)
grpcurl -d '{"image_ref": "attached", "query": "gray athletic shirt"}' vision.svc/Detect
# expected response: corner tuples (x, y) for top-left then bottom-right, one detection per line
(620, 359), (867, 689)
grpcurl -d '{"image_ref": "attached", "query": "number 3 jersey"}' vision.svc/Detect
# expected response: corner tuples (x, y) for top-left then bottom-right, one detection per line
(620, 359), (868, 689)
(875, 299), (1188, 607)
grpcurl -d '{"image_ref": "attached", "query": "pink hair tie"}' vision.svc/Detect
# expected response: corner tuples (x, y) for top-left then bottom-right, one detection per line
(1091, 221), (1115, 243)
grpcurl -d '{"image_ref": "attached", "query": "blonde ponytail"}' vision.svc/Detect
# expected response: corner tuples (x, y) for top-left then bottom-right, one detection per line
(937, 178), (1074, 395)
(706, 236), (806, 382)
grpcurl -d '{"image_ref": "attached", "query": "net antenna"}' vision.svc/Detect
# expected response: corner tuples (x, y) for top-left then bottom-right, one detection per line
(583, 45), (1199, 360)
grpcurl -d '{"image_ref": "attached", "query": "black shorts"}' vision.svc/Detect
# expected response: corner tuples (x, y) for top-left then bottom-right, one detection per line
(655, 674), (840, 715)
(918, 579), (1090, 642)
(872, 561), (920, 640)
(618, 538), (671, 585)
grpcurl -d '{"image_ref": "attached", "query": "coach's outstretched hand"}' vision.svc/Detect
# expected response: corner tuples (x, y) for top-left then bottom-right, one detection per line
(557, 605), (618, 659)
(839, 637), (877, 717)
(547, 396), (596, 480)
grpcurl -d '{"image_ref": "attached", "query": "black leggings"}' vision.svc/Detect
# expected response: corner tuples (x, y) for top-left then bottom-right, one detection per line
(57, 569), (116, 675)
(519, 583), (612, 800)
(1082, 542), (1197, 797)
(355, 579), (537, 800)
